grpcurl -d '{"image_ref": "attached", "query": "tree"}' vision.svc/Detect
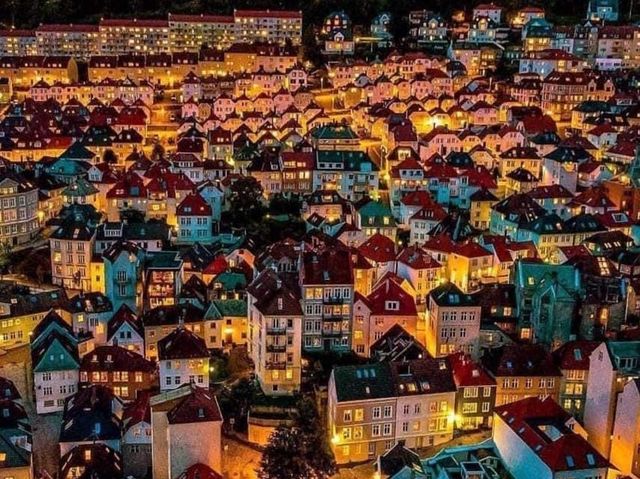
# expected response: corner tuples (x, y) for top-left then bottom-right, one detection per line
(227, 176), (265, 225)
(258, 426), (335, 479)
(151, 142), (165, 162)
(103, 149), (118, 164)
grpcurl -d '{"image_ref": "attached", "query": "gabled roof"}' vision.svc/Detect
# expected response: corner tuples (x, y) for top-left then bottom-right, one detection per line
(158, 327), (209, 360)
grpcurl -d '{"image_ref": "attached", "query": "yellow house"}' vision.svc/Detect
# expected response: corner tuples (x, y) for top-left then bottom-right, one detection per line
(470, 189), (499, 230)
(447, 243), (495, 292)
(0, 288), (67, 349)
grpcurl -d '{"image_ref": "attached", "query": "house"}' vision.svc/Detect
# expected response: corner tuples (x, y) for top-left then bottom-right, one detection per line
(552, 340), (600, 421)
(59, 385), (123, 456)
(103, 240), (144, 314)
(122, 391), (152, 478)
(588, 0), (619, 21)
(584, 341), (640, 459)
(448, 353), (496, 431)
(493, 396), (609, 479)
(327, 360), (456, 465)
(425, 283), (481, 359)
(142, 303), (206, 360)
(64, 292), (113, 345)
(247, 268), (302, 395)
(150, 384), (223, 479)
(79, 345), (156, 401)
(0, 398), (32, 479)
(158, 327), (210, 391)
(107, 304), (145, 354)
(513, 260), (580, 346)
(176, 192), (214, 245)
(59, 443), (123, 479)
(352, 277), (419, 357)
(300, 247), (354, 353)
(482, 343), (562, 406)
(30, 311), (80, 414)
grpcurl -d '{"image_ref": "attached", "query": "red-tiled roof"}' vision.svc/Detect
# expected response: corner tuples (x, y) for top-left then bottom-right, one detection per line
(552, 340), (600, 371)
(359, 234), (397, 264)
(495, 396), (608, 472)
(177, 192), (212, 217)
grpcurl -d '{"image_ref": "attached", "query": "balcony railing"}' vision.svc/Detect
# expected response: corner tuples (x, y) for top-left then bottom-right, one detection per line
(266, 344), (287, 353)
(324, 296), (345, 305)
(265, 361), (287, 370)
(266, 326), (287, 335)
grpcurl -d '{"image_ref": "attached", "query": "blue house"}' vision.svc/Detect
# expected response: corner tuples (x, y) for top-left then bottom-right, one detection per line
(176, 192), (214, 245)
(103, 240), (144, 314)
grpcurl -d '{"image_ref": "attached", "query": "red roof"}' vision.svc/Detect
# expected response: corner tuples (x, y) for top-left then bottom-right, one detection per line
(454, 242), (491, 259)
(396, 246), (441, 270)
(359, 234), (396, 264)
(100, 18), (169, 27)
(365, 278), (417, 316)
(234, 9), (301, 19)
(448, 352), (495, 387)
(168, 13), (233, 23)
(166, 385), (223, 424)
(177, 192), (212, 217)
(37, 24), (98, 32)
(178, 464), (223, 479)
(552, 340), (600, 371)
(495, 396), (608, 472)
(123, 390), (151, 427)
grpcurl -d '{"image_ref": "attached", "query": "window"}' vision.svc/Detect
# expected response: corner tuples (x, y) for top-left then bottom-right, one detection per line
(343, 410), (352, 422)
(372, 407), (381, 419)
(354, 409), (364, 421)
(383, 405), (393, 418)
(372, 424), (381, 437)
(382, 423), (392, 436)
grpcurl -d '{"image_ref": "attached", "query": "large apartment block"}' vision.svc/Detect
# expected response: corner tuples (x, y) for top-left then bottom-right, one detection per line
(0, 10), (302, 58)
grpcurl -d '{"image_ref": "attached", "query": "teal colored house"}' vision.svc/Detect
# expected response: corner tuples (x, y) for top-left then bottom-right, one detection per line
(30, 311), (80, 414)
(103, 240), (144, 314)
(176, 192), (214, 245)
(355, 197), (397, 240)
(514, 260), (580, 349)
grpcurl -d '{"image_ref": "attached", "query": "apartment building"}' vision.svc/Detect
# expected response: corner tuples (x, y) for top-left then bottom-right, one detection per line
(35, 24), (99, 57)
(0, 170), (40, 246)
(247, 268), (303, 396)
(328, 359), (456, 465)
(483, 343), (562, 406)
(79, 345), (157, 401)
(98, 19), (171, 55)
(0, 29), (37, 56)
(233, 10), (302, 46)
(300, 248), (354, 353)
(168, 14), (235, 52)
(425, 282), (481, 359)
(50, 214), (97, 291)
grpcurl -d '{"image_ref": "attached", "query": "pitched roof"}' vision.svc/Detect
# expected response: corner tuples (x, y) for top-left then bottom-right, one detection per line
(158, 327), (208, 360)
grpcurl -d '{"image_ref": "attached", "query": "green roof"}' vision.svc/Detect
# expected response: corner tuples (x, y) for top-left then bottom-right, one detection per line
(316, 150), (379, 172)
(212, 271), (247, 291)
(515, 260), (579, 292)
(311, 124), (358, 141)
(60, 142), (96, 160)
(358, 199), (396, 227)
(145, 251), (182, 269)
(206, 299), (247, 319)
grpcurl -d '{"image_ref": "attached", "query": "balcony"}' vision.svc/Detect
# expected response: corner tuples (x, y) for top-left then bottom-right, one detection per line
(265, 361), (287, 370)
(266, 326), (287, 335)
(266, 344), (287, 353)
(115, 275), (128, 284)
(322, 329), (344, 337)
(324, 296), (344, 305)
(323, 313), (345, 322)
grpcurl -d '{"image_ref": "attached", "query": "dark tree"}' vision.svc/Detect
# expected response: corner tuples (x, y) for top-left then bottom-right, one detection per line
(227, 176), (265, 224)
(258, 426), (335, 479)
(151, 142), (165, 161)
(103, 149), (118, 164)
